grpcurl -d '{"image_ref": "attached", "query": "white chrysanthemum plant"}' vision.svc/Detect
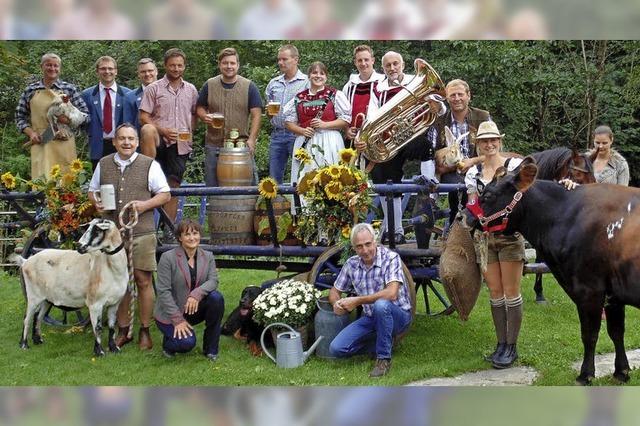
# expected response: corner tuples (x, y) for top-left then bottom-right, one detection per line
(252, 279), (322, 328)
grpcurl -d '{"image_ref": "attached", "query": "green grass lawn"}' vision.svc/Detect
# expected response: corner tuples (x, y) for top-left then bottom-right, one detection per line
(2, 268), (640, 386)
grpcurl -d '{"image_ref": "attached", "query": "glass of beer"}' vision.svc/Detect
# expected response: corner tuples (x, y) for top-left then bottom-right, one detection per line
(209, 113), (224, 129)
(267, 101), (281, 117)
(178, 128), (192, 142)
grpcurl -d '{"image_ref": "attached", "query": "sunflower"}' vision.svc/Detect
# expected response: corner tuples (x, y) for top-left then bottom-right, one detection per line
(49, 164), (61, 179)
(341, 225), (351, 239)
(258, 177), (278, 199)
(324, 180), (343, 201)
(61, 173), (76, 188)
(339, 148), (358, 166)
(70, 159), (84, 174)
(1, 172), (16, 190)
(318, 168), (333, 186)
(297, 170), (318, 195)
(339, 167), (356, 186)
(294, 147), (312, 165)
(327, 165), (341, 179)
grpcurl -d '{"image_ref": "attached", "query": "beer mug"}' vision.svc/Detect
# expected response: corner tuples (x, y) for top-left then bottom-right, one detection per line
(96, 184), (116, 211)
(178, 128), (192, 142)
(267, 101), (281, 117)
(209, 113), (224, 129)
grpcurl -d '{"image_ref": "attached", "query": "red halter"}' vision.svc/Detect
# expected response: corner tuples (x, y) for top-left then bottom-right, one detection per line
(466, 191), (523, 233)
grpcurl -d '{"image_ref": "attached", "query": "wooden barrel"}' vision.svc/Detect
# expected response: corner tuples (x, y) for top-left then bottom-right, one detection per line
(208, 195), (256, 245)
(254, 195), (299, 246)
(217, 147), (253, 187)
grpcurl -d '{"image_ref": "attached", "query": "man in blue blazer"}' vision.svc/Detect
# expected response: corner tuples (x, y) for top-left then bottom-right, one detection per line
(82, 56), (132, 169)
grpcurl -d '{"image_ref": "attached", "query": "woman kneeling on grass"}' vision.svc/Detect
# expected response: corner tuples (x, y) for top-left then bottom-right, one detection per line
(154, 219), (224, 360)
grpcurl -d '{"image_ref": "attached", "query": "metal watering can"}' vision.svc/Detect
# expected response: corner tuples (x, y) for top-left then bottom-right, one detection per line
(260, 322), (323, 368)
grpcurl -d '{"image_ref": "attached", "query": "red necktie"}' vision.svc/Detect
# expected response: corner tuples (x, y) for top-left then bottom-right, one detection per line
(103, 88), (113, 134)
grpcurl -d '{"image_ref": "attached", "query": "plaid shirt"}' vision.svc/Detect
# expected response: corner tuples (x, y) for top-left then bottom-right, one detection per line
(265, 69), (308, 130)
(334, 245), (411, 316)
(449, 111), (471, 158)
(15, 79), (89, 132)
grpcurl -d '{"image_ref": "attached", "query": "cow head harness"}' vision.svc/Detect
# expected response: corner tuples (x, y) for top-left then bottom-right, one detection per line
(466, 190), (523, 233)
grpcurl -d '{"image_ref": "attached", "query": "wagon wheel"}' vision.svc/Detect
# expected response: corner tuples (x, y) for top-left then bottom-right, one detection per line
(414, 277), (455, 317)
(19, 224), (90, 328)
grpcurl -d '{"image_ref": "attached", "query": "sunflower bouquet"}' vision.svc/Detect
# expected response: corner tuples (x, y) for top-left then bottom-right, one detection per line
(294, 148), (372, 245)
(1, 159), (94, 247)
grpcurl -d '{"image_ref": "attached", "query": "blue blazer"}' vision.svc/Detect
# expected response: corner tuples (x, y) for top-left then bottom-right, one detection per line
(82, 84), (133, 160)
(124, 86), (144, 132)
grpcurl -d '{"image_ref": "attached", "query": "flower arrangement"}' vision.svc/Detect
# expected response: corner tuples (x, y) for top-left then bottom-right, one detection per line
(1, 159), (94, 247)
(294, 147), (372, 245)
(252, 279), (321, 328)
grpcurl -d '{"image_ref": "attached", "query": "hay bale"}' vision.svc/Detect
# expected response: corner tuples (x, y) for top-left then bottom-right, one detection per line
(439, 221), (482, 321)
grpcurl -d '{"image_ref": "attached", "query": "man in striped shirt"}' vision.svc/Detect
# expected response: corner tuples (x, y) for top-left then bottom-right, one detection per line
(264, 44), (308, 184)
(328, 223), (412, 378)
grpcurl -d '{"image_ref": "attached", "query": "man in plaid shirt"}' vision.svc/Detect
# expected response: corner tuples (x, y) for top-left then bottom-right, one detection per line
(328, 223), (412, 378)
(15, 52), (89, 178)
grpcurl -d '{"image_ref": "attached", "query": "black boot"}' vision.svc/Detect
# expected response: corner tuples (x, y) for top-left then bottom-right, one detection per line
(492, 343), (518, 369)
(484, 342), (506, 363)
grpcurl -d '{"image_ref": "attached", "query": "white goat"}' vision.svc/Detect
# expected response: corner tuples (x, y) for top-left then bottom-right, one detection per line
(434, 126), (469, 177)
(12, 219), (128, 357)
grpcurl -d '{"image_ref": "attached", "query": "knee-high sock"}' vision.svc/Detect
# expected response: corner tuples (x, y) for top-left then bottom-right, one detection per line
(490, 296), (507, 344)
(506, 295), (523, 345)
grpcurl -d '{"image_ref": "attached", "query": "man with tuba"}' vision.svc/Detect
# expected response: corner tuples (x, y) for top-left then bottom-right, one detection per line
(354, 51), (443, 244)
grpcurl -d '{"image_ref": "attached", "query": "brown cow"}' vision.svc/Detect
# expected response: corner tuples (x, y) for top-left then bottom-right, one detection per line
(462, 157), (640, 385)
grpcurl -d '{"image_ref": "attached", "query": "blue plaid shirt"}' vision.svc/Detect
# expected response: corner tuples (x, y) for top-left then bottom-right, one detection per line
(265, 69), (308, 130)
(15, 79), (89, 132)
(334, 245), (411, 316)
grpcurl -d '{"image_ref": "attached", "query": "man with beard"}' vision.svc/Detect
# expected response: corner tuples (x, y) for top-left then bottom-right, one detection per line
(139, 48), (198, 222)
(196, 47), (263, 187)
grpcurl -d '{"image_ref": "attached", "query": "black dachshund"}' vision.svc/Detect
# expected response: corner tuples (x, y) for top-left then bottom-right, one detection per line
(221, 286), (272, 356)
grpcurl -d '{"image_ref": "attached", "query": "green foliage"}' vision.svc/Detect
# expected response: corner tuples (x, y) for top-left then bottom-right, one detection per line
(1, 40), (639, 184)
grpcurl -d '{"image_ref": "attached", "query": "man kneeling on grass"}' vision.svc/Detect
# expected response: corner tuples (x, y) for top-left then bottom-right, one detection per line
(328, 223), (412, 377)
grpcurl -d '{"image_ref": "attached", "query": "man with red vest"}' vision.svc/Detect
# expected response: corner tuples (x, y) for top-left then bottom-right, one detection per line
(342, 44), (384, 145)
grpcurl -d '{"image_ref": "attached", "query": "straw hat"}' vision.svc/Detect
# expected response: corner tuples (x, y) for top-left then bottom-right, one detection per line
(475, 121), (505, 140)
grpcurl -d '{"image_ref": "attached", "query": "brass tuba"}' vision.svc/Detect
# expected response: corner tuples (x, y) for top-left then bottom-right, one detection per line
(358, 59), (445, 163)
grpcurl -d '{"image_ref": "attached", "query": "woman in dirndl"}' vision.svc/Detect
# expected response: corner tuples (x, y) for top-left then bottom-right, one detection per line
(284, 61), (351, 184)
(464, 121), (525, 370)
(15, 53), (89, 179)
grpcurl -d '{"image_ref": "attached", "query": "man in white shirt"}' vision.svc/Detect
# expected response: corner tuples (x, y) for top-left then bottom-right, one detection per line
(82, 56), (132, 170)
(342, 44), (384, 144)
(89, 123), (170, 351)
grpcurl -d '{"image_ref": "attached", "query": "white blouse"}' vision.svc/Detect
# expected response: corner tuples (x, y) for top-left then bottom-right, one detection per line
(465, 157), (523, 195)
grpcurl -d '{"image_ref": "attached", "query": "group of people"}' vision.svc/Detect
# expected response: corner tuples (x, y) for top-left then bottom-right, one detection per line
(14, 43), (631, 377)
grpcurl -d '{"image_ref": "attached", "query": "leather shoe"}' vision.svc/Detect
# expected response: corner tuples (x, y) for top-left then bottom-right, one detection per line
(381, 231), (389, 244)
(394, 233), (407, 244)
(139, 327), (153, 350)
(369, 359), (392, 378)
(484, 342), (506, 363)
(115, 326), (133, 348)
(492, 344), (518, 369)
